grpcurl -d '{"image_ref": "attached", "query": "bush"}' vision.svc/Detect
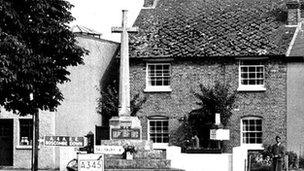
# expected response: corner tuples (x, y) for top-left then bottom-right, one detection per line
(299, 156), (304, 168)
(286, 151), (298, 169)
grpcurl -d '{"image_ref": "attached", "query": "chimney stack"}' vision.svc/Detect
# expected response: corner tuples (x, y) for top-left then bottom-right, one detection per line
(286, 0), (301, 26)
(143, 0), (156, 8)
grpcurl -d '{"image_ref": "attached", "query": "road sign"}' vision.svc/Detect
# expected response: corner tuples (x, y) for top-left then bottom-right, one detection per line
(78, 154), (104, 171)
(94, 145), (124, 154)
(210, 129), (230, 140)
(44, 136), (84, 146)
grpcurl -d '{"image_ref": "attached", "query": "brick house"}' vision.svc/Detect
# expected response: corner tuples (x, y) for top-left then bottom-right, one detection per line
(117, 0), (304, 152)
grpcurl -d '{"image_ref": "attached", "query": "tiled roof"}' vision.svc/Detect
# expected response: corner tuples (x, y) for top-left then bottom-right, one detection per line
(129, 0), (297, 58)
(71, 25), (102, 39)
(288, 22), (304, 57)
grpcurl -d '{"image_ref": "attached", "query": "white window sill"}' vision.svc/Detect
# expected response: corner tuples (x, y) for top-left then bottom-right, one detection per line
(152, 143), (169, 150)
(241, 144), (264, 150)
(16, 145), (32, 150)
(144, 87), (172, 92)
(16, 145), (41, 150)
(237, 86), (266, 92)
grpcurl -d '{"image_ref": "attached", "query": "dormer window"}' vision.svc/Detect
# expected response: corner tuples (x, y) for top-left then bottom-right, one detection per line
(238, 60), (266, 91)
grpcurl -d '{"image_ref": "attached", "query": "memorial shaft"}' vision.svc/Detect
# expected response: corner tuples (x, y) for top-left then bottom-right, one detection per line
(119, 10), (130, 116)
(112, 10), (138, 116)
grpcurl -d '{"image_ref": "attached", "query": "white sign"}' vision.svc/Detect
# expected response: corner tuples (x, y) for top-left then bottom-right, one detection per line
(215, 113), (221, 125)
(94, 145), (124, 154)
(210, 129), (217, 140)
(78, 154), (104, 171)
(210, 129), (230, 140)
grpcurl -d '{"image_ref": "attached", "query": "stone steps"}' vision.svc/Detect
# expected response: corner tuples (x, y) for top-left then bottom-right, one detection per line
(104, 150), (165, 159)
(105, 159), (171, 169)
(100, 140), (184, 171)
(133, 150), (166, 159)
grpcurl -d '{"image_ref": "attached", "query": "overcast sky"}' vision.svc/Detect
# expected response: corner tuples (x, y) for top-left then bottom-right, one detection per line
(68, 0), (144, 42)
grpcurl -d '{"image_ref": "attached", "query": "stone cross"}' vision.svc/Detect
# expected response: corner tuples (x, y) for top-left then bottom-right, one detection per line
(112, 10), (139, 116)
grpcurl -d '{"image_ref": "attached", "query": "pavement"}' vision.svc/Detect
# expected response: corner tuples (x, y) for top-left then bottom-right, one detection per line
(0, 169), (58, 171)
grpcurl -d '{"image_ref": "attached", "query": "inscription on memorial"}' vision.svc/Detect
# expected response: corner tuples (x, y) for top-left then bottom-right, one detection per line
(111, 128), (140, 139)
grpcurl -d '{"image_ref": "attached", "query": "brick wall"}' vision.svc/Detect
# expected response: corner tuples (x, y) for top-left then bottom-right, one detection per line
(130, 58), (287, 152)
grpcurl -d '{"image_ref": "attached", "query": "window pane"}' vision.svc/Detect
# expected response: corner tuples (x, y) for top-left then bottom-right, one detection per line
(249, 80), (256, 85)
(241, 73), (248, 78)
(242, 80), (248, 85)
(241, 67), (248, 72)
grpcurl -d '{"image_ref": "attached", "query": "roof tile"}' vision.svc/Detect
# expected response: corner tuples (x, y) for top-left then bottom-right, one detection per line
(130, 0), (297, 58)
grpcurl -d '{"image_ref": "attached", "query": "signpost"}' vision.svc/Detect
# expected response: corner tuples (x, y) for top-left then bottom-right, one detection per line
(210, 129), (230, 140)
(44, 136), (84, 146)
(78, 154), (104, 171)
(94, 145), (124, 154)
(111, 128), (141, 140)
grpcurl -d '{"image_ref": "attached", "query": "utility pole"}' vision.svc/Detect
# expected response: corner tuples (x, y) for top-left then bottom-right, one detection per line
(30, 93), (39, 171)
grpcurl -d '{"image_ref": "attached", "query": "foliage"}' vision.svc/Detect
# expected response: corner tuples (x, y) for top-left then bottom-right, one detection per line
(249, 151), (272, 170)
(187, 82), (237, 148)
(286, 151), (298, 169)
(299, 155), (304, 168)
(169, 118), (193, 149)
(97, 79), (147, 120)
(123, 144), (137, 154)
(0, 0), (87, 115)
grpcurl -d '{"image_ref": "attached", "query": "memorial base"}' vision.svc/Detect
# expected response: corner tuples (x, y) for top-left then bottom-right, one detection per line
(105, 116), (184, 170)
(109, 116), (142, 140)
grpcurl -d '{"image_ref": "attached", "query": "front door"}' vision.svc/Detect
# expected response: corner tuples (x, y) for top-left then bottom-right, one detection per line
(0, 119), (13, 166)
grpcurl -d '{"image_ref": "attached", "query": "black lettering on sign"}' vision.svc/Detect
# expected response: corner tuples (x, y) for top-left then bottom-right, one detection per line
(111, 128), (140, 139)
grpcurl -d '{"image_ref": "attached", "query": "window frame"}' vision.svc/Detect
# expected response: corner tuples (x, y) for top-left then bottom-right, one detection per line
(144, 63), (172, 92)
(238, 59), (266, 91)
(147, 116), (169, 146)
(240, 117), (263, 149)
(19, 118), (33, 147)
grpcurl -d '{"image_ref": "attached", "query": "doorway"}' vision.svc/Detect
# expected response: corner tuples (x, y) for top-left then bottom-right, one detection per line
(0, 119), (13, 166)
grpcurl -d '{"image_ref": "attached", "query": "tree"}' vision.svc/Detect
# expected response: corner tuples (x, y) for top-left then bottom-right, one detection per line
(0, 0), (87, 115)
(97, 79), (147, 126)
(188, 82), (237, 148)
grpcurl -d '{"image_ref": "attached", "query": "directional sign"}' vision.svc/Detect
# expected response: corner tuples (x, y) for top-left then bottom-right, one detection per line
(44, 136), (84, 146)
(94, 145), (124, 154)
(78, 154), (104, 171)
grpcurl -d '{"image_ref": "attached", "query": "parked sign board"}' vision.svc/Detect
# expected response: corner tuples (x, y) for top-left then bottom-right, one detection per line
(94, 145), (124, 154)
(78, 154), (104, 171)
(44, 136), (84, 146)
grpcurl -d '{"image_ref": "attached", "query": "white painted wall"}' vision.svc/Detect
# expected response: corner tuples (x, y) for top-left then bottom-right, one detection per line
(165, 146), (232, 171)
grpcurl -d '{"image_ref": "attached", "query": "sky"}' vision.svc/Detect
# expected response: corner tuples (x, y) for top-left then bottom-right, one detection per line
(68, 0), (144, 42)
